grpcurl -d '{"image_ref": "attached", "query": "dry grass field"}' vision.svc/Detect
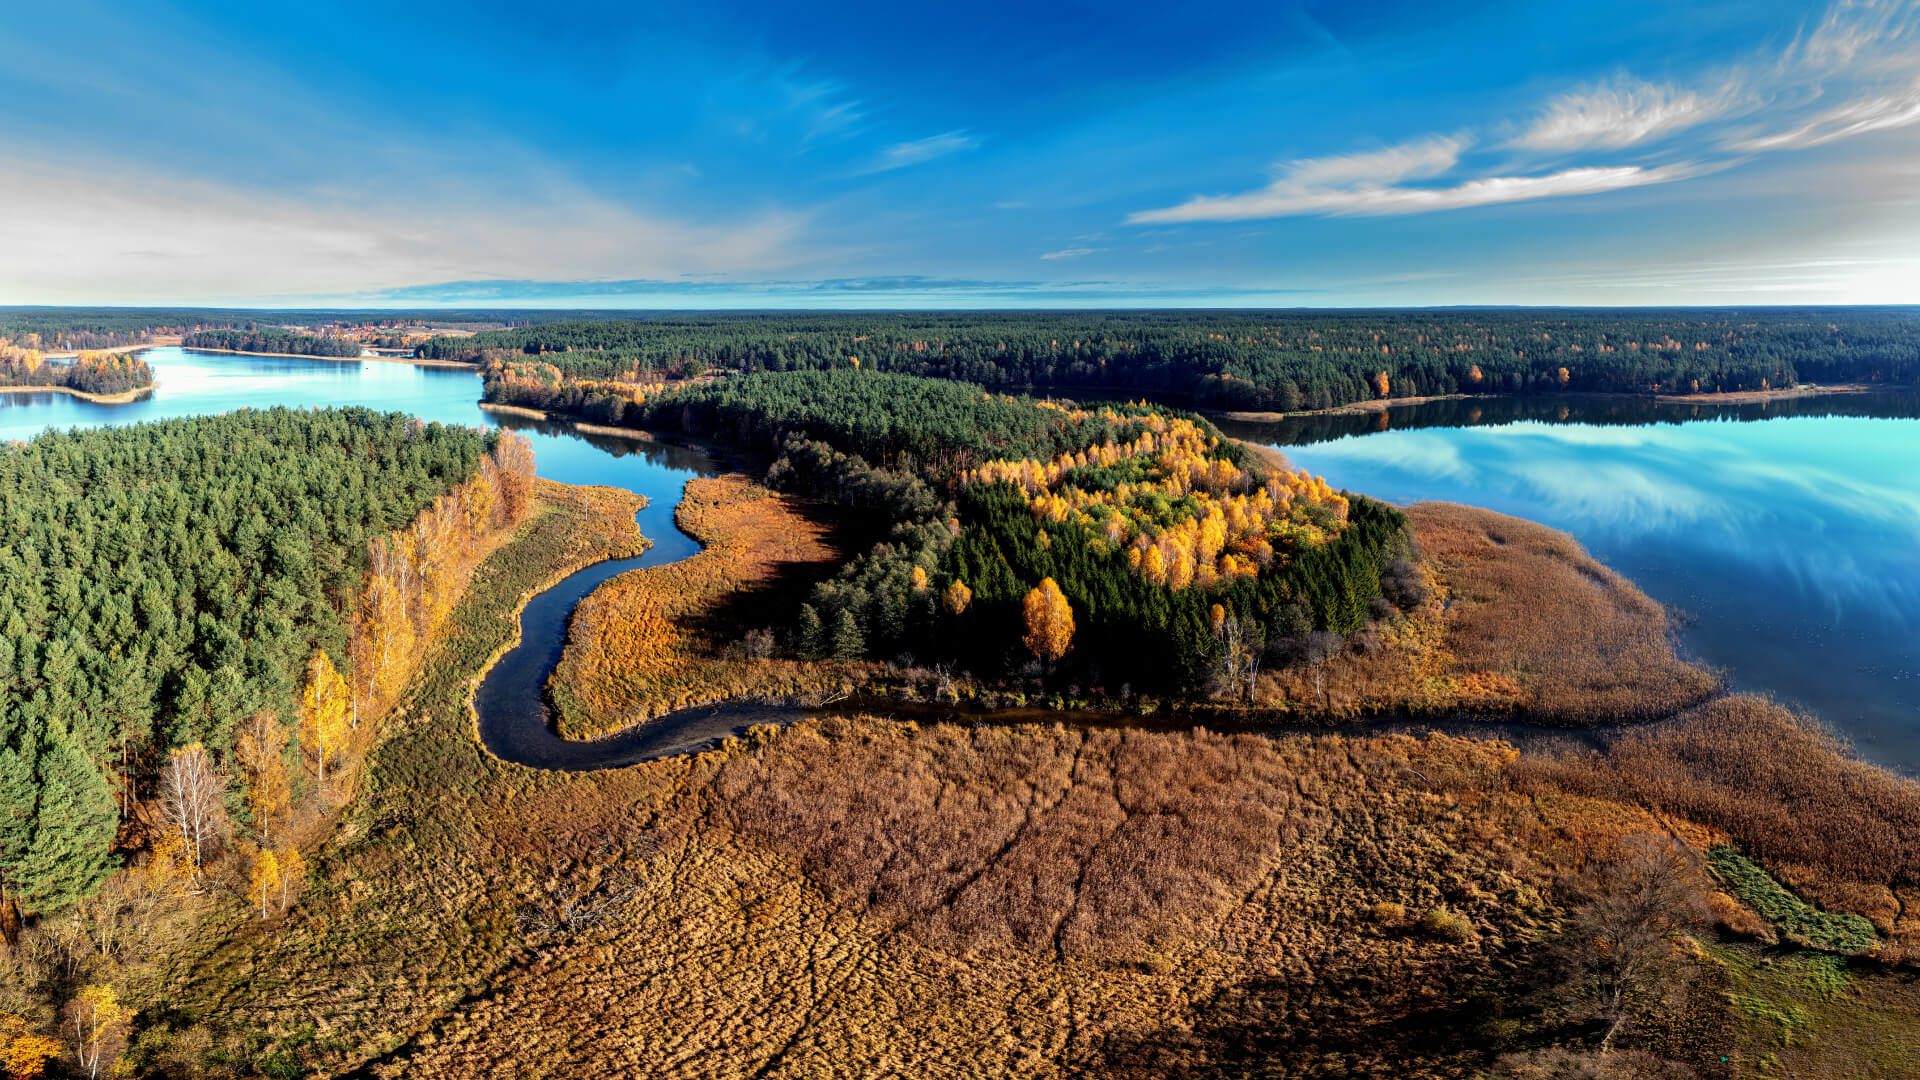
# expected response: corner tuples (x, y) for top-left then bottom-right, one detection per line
(548, 473), (851, 739)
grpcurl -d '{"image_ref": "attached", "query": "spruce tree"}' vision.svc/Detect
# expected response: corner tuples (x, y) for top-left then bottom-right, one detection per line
(829, 610), (865, 661)
(12, 725), (118, 915)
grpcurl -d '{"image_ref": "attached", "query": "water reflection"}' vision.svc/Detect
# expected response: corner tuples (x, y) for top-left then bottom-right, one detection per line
(1227, 393), (1920, 770)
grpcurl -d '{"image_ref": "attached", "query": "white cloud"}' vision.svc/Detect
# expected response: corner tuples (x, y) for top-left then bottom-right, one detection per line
(1040, 247), (1103, 259)
(1282, 135), (1465, 187)
(1515, 79), (1722, 150)
(1734, 78), (1920, 149)
(0, 165), (815, 305)
(855, 130), (980, 174)
(1128, 130), (1687, 224)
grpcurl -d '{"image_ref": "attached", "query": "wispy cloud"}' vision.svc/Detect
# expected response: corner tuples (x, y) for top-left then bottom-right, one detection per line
(1130, 0), (1920, 226)
(1734, 78), (1920, 149)
(1515, 78), (1724, 150)
(1039, 246), (1103, 259)
(1128, 136), (1689, 223)
(854, 130), (980, 174)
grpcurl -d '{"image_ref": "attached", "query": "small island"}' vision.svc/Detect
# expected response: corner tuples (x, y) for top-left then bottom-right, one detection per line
(0, 342), (155, 401)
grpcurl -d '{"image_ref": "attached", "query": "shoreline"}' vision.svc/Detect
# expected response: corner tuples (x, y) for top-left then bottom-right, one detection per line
(183, 345), (479, 369)
(476, 401), (662, 442)
(0, 383), (153, 405)
(41, 336), (181, 360)
(1214, 382), (1892, 423)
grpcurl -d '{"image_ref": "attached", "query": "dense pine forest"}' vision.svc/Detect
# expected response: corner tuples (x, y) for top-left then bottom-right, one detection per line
(627, 370), (1405, 689)
(180, 329), (363, 358)
(0, 409), (501, 918)
(444, 308), (1920, 411)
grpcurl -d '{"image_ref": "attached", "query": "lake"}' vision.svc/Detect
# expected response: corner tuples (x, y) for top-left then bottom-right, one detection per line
(1220, 393), (1920, 771)
(9, 351), (1917, 771)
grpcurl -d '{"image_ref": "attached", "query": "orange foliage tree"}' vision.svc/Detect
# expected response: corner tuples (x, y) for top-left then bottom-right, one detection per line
(1372, 370), (1390, 398)
(0, 1014), (61, 1080)
(1021, 578), (1075, 665)
(299, 651), (349, 783)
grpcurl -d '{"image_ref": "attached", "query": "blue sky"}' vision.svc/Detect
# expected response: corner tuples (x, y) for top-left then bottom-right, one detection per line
(3, 0), (1919, 307)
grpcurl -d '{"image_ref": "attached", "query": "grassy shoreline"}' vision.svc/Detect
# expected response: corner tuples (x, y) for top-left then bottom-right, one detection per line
(0, 382), (153, 404)
(1215, 381), (1891, 423)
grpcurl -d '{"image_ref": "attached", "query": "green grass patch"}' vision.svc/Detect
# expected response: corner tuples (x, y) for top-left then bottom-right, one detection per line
(1707, 846), (1879, 955)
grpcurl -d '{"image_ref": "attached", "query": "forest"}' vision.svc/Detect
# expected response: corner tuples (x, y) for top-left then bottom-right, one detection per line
(623, 371), (1403, 690)
(0, 408), (528, 923)
(0, 347), (154, 396)
(180, 329), (363, 358)
(439, 307), (1920, 410)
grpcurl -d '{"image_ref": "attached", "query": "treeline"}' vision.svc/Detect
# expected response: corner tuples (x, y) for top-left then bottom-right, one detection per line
(0, 409), (522, 918)
(434, 308), (1920, 411)
(0, 346), (154, 395)
(182, 329), (363, 358)
(633, 371), (1401, 690)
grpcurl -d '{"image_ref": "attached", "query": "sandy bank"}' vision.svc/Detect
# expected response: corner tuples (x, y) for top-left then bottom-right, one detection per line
(0, 383), (153, 405)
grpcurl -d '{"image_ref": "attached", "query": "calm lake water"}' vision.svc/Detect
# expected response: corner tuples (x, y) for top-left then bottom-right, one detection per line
(9, 352), (1917, 771)
(1221, 394), (1920, 772)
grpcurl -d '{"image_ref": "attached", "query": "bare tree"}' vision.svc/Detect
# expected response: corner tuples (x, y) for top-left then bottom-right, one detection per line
(1270, 631), (1343, 708)
(1208, 614), (1265, 702)
(1548, 834), (1711, 1054)
(158, 744), (228, 878)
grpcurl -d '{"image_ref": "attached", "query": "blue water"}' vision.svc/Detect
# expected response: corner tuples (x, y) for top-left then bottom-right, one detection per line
(1242, 400), (1920, 770)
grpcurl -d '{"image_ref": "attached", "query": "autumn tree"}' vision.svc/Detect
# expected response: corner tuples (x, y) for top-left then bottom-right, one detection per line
(234, 712), (290, 845)
(275, 846), (306, 912)
(0, 1014), (60, 1080)
(942, 579), (972, 615)
(250, 848), (279, 919)
(66, 986), (123, 1080)
(158, 744), (225, 878)
(300, 651), (349, 783)
(1372, 370), (1390, 398)
(492, 431), (537, 523)
(1021, 578), (1075, 666)
(1544, 834), (1710, 1054)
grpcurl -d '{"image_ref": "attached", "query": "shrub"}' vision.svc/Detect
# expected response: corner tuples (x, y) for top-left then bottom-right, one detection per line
(1706, 846), (1879, 955)
(1416, 907), (1474, 941)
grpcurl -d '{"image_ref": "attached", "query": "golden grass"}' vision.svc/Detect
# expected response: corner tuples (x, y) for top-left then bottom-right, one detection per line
(1250, 502), (1718, 723)
(549, 473), (849, 739)
(1408, 502), (1720, 722)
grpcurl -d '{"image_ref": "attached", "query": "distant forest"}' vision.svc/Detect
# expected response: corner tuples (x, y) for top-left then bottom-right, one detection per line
(439, 309), (1920, 411)
(182, 329), (363, 358)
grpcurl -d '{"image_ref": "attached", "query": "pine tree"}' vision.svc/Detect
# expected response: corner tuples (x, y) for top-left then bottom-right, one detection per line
(829, 609), (865, 660)
(12, 726), (117, 916)
(795, 604), (825, 660)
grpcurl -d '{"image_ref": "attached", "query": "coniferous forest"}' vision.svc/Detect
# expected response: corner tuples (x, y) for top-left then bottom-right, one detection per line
(438, 308), (1920, 410)
(0, 409), (495, 917)
(179, 329), (363, 358)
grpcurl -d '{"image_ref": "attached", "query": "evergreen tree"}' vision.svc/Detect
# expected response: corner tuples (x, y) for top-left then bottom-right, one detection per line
(11, 725), (117, 915)
(829, 610), (865, 661)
